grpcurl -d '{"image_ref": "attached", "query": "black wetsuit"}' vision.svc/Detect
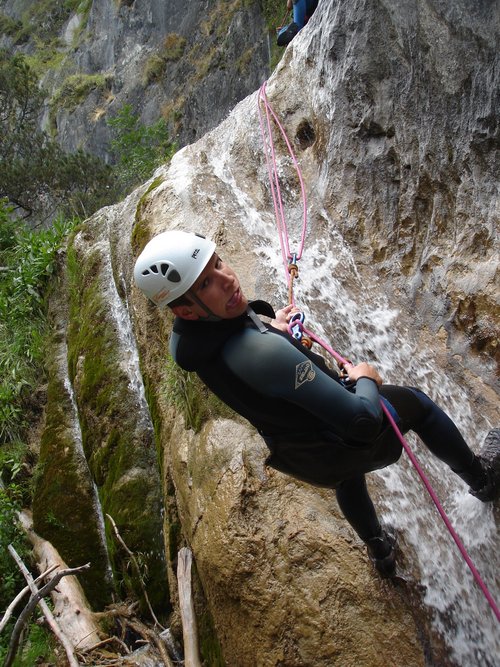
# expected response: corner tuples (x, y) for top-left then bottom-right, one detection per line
(170, 302), (476, 541)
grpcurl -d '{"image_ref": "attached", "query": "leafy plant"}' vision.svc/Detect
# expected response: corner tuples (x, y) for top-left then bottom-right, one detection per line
(0, 477), (26, 608)
(0, 200), (74, 443)
(108, 104), (176, 193)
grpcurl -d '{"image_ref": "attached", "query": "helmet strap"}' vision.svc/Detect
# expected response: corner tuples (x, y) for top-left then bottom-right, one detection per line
(185, 289), (222, 322)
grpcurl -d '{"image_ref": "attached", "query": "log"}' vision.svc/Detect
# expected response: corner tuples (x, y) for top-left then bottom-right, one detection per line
(177, 547), (202, 667)
(4, 548), (89, 667)
(17, 510), (101, 651)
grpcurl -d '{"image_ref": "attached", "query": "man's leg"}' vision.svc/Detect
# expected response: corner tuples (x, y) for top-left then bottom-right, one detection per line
(380, 385), (499, 500)
(292, 0), (308, 29)
(336, 475), (397, 577)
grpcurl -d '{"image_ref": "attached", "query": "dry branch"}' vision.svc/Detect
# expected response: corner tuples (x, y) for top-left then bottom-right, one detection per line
(105, 513), (165, 630)
(177, 546), (201, 667)
(4, 546), (89, 667)
(17, 510), (102, 650)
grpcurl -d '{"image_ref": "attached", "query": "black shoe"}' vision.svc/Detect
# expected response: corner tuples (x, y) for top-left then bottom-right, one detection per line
(469, 428), (500, 502)
(277, 22), (299, 46)
(366, 527), (397, 578)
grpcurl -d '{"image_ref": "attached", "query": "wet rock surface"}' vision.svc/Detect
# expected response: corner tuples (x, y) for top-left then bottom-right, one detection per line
(27, 0), (499, 664)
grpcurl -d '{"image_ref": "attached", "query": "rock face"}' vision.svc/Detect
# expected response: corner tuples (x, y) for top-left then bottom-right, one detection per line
(29, 0), (499, 665)
(0, 0), (270, 157)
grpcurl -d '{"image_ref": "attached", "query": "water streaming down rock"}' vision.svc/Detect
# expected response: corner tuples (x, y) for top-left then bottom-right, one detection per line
(202, 98), (499, 665)
(33, 0), (498, 663)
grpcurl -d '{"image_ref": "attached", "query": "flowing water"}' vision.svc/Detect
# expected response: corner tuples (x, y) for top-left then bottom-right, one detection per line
(61, 345), (113, 584)
(199, 110), (500, 665)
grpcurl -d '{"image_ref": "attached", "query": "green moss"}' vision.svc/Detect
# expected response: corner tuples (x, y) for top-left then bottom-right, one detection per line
(131, 176), (164, 255)
(50, 72), (113, 115)
(32, 368), (114, 609)
(163, 357), (235, 434)
(65, 234), (169, 614)
(168, 521), (182, 562)
(193, 563), (225, 667)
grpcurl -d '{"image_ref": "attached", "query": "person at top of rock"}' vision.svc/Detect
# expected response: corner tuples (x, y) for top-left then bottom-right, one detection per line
(134, 230), (500, 578)
(277, 0), (319, 47)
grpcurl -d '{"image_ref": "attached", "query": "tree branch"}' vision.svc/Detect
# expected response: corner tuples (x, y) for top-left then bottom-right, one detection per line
(4, 546), (89, 667)
(177, 547), (202, 667)
(0, 563), (59, 633)
(105, 513), (165, 631)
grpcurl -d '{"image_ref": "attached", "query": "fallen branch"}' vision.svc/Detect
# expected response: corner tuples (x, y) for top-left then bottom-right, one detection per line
(177, 547), (201, 667)
(105, 513), (165, 631)
(0, 563), (58, 633)
(4, 547), (89, 667)
(128, 617), (175, 667)
(17, 510), (102, 651)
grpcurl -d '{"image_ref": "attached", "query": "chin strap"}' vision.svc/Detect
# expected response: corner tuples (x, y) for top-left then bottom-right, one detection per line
(185, 289), (222, 322)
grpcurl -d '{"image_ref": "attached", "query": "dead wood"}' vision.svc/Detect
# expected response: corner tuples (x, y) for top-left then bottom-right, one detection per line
(4, 545), (89, 667)
(177, 547), (201, 667)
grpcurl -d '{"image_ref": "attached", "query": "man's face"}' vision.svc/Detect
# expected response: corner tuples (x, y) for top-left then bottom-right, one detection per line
(186, 253), (249, 319)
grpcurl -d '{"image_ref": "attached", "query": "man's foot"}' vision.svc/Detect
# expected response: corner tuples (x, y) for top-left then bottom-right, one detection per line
(277, 22), (299, 46)
(366, 526), (397, 578)
(469, 428), (500, 502)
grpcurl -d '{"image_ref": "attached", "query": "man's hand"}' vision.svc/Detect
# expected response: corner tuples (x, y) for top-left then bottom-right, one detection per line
(273, 304), (299, 333)
(287, 0), (293, 9)
(344, 362), (383, 387)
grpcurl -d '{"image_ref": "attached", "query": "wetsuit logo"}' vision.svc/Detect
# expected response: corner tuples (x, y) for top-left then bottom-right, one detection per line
(295, 360), (316, 389)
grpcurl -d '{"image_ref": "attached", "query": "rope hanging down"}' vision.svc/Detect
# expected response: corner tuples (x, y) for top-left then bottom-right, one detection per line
(257, 82), (500, 624)
(257, 82), (308, 308)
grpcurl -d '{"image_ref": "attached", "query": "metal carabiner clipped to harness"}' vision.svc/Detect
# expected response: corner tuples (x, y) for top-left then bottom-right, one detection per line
(288, 311), (313, 349)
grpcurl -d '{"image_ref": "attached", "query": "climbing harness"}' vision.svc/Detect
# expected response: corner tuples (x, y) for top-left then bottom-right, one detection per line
(257, 82), (500, 623)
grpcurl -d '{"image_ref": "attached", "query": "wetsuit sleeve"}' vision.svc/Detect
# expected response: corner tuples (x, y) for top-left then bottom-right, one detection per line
(222, 328), (383, 442)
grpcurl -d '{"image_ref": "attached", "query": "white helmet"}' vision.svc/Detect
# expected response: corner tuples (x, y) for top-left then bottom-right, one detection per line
(134, 230), (216, 307)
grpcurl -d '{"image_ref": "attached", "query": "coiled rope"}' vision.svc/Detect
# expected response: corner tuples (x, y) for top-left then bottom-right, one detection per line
(257, 81), (500, 623)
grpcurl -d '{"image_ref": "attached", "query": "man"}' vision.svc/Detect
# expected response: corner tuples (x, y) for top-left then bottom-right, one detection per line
(134, 230), (500, 577)
(277, 0), (319, 47)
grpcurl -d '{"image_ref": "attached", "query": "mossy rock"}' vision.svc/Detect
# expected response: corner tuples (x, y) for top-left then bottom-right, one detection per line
(62, 231), (169, 614)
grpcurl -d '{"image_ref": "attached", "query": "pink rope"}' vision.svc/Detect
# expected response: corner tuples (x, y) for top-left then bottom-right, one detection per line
(258, 82), (308, 304)
(257, 84), (500, 623)
(303, 328), (500, 623)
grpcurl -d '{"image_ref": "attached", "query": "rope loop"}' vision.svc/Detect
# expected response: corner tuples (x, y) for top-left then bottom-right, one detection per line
(258, 80), (499, 622)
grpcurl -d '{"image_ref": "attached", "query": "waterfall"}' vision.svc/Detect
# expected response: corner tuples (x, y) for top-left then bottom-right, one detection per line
(197, 121), (499, 665)
(62, 348), (113, 585)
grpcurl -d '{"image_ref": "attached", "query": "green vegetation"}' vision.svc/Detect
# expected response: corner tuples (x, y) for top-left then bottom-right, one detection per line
(261, 0), (290, 69)
(0, 0), (93, 67)
(143, 32), (187, 85)
(50, 71), (113, 115)
(108, 104), (176, 193)
(0, 201), (73, 663)
(164, 357), (235, 433)
(0, 50), (117, 222)
(0, 202), (74, 444)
